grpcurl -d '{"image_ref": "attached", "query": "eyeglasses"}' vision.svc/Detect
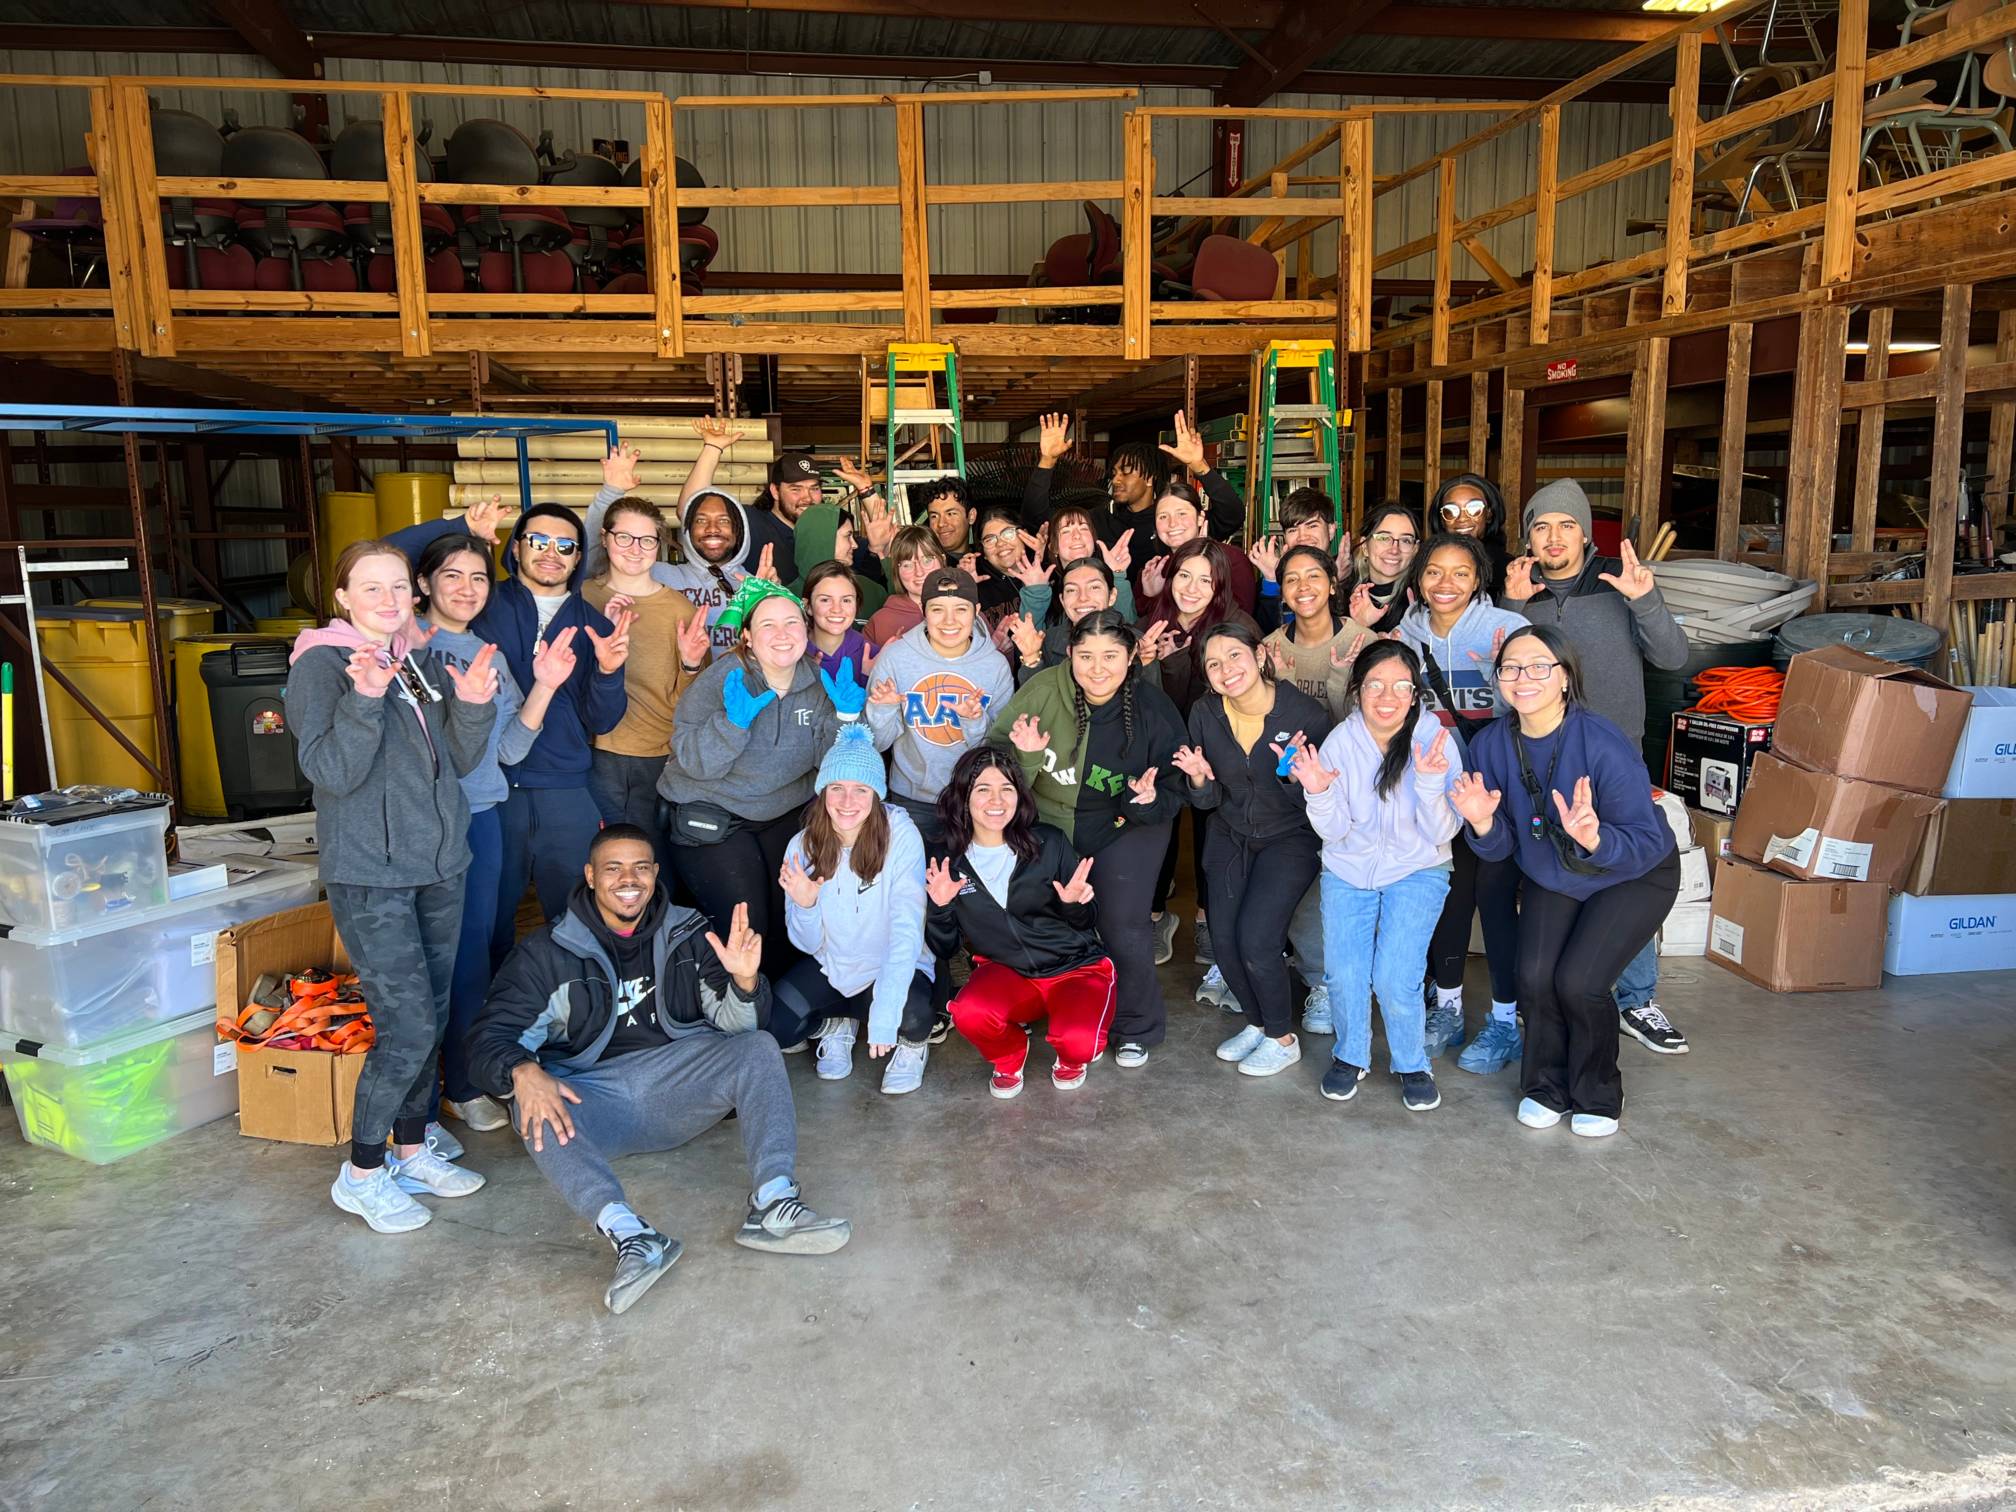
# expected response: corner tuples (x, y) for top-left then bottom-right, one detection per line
(1361, 678), (1415, 699)
(980, 529), (1020, 549)
(1439, 499), (1487, 519)
(524, 532), (580, 557)
(1368, 531), (1419, 549)
(1495, 661), (1562, 683)
(604, 530), (658, 551)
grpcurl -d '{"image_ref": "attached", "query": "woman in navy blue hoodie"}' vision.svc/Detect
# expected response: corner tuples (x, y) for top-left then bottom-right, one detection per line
(1451, 624), (1678, 1139)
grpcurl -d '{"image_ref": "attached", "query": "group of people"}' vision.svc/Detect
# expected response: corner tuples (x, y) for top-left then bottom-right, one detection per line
(284, 413), (1694, 1316)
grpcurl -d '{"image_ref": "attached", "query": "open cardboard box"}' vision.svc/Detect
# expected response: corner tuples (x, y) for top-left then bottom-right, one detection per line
(1771, 645), (1972, 795)
(214, 899), (365, 1145)
(1730, 751), (1944, 888)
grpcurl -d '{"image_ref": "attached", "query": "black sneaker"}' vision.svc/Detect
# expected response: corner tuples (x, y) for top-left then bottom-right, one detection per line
(1400, 1070), (1441, 1111)
(928, 1009), (953, 1046)
(735, 1193), (852, 1256)
(1620, 1001), (1689, 1055)
(1321, 1060), (1368, 1101)
(604, 1225), (681, 1315)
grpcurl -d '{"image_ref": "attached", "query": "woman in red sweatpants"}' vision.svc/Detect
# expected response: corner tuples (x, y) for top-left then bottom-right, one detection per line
(926, 747), (1116, 1100)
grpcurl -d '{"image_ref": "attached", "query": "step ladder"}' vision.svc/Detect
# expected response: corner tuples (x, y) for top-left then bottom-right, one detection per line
(876, 342), (967, 521)
(1246, 339), (1348, 536)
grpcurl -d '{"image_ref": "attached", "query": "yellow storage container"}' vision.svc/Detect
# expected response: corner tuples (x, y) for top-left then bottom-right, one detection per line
(254, 615), (315, 636)
(76, 597), (219, 643)
(36, 608), (167, 791)
(286, 551), (320, 614)
(319, 491), (378, 612)
(173, 633), (285, 818)
(374, 470), (451, 535)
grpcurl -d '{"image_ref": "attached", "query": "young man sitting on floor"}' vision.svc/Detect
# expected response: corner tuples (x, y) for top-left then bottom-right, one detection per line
(466, 824), (851, 1316)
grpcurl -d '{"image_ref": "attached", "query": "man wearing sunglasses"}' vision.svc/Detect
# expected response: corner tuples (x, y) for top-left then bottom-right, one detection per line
(1500, 478), (1693, 1057)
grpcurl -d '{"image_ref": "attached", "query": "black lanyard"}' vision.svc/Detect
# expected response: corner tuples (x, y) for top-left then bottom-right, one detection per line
(1512, 723), (1608, 877)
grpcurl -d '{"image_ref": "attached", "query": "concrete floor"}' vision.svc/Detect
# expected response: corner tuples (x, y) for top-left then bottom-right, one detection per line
(3, 950), (2016, 1512)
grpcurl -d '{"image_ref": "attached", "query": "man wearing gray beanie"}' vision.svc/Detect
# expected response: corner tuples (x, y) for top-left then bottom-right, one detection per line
(1501, 478), (1694, 1057)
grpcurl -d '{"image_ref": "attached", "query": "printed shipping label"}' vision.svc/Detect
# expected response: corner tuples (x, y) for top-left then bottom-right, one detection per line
(212, 1041), (237, 1077)
(191, 930), (217, 968)
(1709, 915), (1744, 963)
(1813, 836), (1873, 881)
(1763, 828), (1818, 869)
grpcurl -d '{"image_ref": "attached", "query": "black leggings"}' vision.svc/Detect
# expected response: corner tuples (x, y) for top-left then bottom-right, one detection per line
(1202, 821), (1319, 1039)
(1093, 820), (1173, 1046)
(1428, 833), (1521, 1001)
(1515, 848), (1680, 1119)
(667, 809), (800, 982)
(1152, 805), (1209, 916)
(769, 960), (935, 1048)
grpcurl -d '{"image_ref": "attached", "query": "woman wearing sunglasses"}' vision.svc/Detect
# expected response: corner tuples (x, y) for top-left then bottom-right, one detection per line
(1428, 474), (1513, 596)
(1449, 625), (1679, 1138)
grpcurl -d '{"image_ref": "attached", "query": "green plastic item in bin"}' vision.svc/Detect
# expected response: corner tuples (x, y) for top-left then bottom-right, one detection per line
(0, 1008), (235, 1164)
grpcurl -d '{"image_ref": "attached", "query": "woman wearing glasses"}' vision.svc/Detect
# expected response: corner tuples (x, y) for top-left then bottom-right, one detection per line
(1285, 641), (1460, 1113)
(1449, 625), (1679, 1138)
(1344, 503), (1423, 634)
(1428, 474), (1513, 596)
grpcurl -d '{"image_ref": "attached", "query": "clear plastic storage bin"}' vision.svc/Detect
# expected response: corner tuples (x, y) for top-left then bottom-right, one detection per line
(0, 791), (172, 932)
(0, 855), (319, 1048)
(1, 1008), (239, 1164)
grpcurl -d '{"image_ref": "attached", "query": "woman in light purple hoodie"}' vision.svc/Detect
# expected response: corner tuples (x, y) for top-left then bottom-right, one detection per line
(1287, 641), (1461, 1114)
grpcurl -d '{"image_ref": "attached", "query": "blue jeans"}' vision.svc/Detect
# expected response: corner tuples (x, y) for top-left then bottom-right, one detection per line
(497, 782), (605, 949)
(1611, 936), (1659, 1012)
(1322, 866), (1451, 1076)
(441, 803), (503, 1106)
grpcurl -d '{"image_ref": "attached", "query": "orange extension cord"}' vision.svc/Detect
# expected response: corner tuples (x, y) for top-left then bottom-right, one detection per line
(1688, 665), (1785, 721)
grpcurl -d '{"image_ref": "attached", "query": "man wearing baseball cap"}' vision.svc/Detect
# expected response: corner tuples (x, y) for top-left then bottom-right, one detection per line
(744, 454), (823, 586)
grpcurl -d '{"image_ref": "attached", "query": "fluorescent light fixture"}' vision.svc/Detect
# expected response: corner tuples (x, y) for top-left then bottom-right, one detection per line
(1846, 340), (1940, 353)
(1642, 0), (1739, 11)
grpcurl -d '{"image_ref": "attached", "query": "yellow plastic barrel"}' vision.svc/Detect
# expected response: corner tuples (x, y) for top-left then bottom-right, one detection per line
(173, 633), (285, 818)
(285, 551), (320, 614)
(77, 597), (218, 643)
(374, 471), (451, 535)
(36, 608), (165, 790)
(319, 491), (378, 612)
(254, 615), (316, 636)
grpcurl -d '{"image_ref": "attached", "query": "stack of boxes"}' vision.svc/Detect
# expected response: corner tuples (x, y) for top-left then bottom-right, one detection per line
(1651, 787), (1714, 955)
(1705, 647), (1971, 992)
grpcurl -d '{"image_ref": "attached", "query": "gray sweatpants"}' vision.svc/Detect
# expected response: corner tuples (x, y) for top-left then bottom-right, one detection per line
(327, 874), (464, 1158)
(1288, 878), (1324, 986)
(526, 1032), (798, 1223)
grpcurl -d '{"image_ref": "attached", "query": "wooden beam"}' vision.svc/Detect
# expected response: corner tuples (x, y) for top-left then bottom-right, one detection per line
(1219, 0), (1399, 109)
(1821, 0), (1870, 285)
(110, 84), (173, 358)
(1716, 322), (1753, 557)
(1499, 385), (1525, 520)
(203, 0), (321, 78)
(1782, 297), (1851, 599)
(381, 93), (429, 359)
(896, 101), (930, 344)
(1385, 384), (1403, 500)
(1989, 307), (2016, 536)
(1466, 370), (1490, 476)
(1623, 336), (1670, 552)
(1924, 283), (1973, 640)
(1531, 105), (1559, 346)
(1661, 32), (1700, 318)
(1423, 380), (1444, 497)
(643, 96), (684, 358)
(1459, 235), (1519, 294)
(1341, 116), (1373, 353)
(1431, 155), (1455, 369)
(1849, 306), (1889, 553)
(1122, 111), (1153, 362)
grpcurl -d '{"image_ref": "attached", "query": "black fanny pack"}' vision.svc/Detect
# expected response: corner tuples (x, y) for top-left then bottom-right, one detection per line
(669, 799), (745, 847)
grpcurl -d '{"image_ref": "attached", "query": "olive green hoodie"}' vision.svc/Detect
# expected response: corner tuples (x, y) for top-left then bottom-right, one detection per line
(791, 505), (888, 621)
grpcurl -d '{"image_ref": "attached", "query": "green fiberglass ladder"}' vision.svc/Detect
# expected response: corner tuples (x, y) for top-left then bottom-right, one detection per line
(1247, 339), (1348, 535)
(881, 342), (967, 520)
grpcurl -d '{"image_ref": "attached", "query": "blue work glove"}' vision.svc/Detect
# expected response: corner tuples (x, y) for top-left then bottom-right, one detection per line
(819, 656), (867, 718)
(723, 671), (778, 730)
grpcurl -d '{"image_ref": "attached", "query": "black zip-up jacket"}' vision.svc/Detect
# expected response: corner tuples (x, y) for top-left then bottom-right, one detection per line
(926, 824), (1108, 978)
(1183, 682), (1335, 846)
(1019, 462), (1244, 551)
(466, 883), (770, 1095)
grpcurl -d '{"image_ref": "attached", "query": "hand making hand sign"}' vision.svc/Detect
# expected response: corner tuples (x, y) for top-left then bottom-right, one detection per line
(778, 853), (823, 910)
(1170, 744), (1216, 787)
(1597, 539), (1656, 600)
(345, 646), (397, 699)
(1007, 713), (1050, 753)
(444, 642), (501, 705)
(925, 855), (965, 908)
(532, 626), (578, 688)
(704, 902), (764, 992)
(1051, 856), (1096, 905)
(1158, 409), (1207, 477)
(1449, 770), (1502, 834)
(1552, 775), (1602, 852)
(584, 607), (634, 673)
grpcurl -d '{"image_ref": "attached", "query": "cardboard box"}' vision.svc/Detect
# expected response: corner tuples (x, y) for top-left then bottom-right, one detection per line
(1659, 899), (1711, 956)
(1706, 858), (1887, 992)
(1689, 807), (1734, 879)
(1729, 751), (1945, 888)
(1772, 645), (1973, 794)
(1884, 892), (2016, 976)
(1668, 710), (1774, 815)
(1904, 799), (2016, 896)
(214, 899), (364, 1146)
(1943, 688), (2016, 798)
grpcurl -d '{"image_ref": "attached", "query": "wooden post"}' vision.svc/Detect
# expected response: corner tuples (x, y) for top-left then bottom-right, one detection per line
(1531, 105), (1560, 347)
(382, 93), (431, 359)
(1122, 111), (1153, 362)
(1624, 337), (1671, 553)
(111, 84), (174, 357)
(1988, 306), (2016, 538)
(1184, 353), (1199, 424)
(643, 96), (685, 359)
(1424, 381), (1444, 498)
(88, 86), (142, 353)
(1340, 117), (1373, 355)
(1385, 384), (1403, 506)
(1924, 283), (1973, 642)
(1349, 352), (1368, 529)
(1783, 301), (1852, 597)
(896, 101), (931, 344)
(1431, 155), (1455, 369)
(1717, 321), (1754, 557)
(1662, 33), (1701, 318)
(1820, 0), (1871, 286)
(1849, 306), (1891, 553)
(1468, 371), (1489, 476)
(1499, 385), (1526, 520)
(1245, 349), (1265, 520)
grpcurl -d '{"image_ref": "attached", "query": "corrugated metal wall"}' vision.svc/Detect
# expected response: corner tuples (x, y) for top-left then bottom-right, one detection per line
(0, 50), (1672, 292)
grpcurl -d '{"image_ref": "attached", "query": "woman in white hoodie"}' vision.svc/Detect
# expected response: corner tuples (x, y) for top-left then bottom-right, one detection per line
(775, 725), (935, 1095)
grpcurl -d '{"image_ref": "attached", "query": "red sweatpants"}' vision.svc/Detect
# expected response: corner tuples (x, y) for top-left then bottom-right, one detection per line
(951, 956), (1118, 1072)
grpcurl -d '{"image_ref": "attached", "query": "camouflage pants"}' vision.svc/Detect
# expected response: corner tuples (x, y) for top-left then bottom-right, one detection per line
(326, 874), (465, 1151)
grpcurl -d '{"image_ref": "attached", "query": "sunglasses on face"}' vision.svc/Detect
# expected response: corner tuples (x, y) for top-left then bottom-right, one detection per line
(1440, 500), (1487, 518)
(525, 533), (580, 557)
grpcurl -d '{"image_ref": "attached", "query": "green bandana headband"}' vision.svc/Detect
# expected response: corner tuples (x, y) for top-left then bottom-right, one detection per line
(715, 574), (804, 636)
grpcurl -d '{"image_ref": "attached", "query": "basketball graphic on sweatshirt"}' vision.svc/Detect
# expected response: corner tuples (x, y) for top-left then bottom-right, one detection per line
(904, 671), (990, 746)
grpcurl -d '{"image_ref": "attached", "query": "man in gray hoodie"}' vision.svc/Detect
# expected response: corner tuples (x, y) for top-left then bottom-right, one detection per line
(1499, 478), (1693, 1055)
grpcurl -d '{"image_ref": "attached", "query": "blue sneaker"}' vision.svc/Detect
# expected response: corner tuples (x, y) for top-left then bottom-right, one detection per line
(1422, 1000), (1466, 1056)
(1456, 1017), (1522, 1075)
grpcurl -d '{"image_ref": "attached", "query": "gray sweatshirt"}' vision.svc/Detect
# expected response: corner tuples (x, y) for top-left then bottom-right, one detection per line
(422, 622), (540, 812)
(864, 623), (1015, 804)
(285, 643), (497, 887)
(1499, 553), (1688, 741)
(658, 652), (846, 822)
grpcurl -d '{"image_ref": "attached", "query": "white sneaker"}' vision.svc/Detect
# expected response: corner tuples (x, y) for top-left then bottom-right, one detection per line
(1114, 1042), (1150, 1069)
(1216, 1024), (1266, 1062)
(331, 1164), (432, 1233)
(1571, 1113), (1620, 1139)
(1300, 984), (1333, 1037)
(1237, 1035), (1301, 1078)
(815, 1024), (857, 1081)
(423, 1120), (464, 1161)
(443, 1095), (509, 1133)
(1195, 965), (1232, 1007)
(880, 1042), (928, 1095)
(389, 1147), (487, 1198)
(1517, 1097), (1564, 1130)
